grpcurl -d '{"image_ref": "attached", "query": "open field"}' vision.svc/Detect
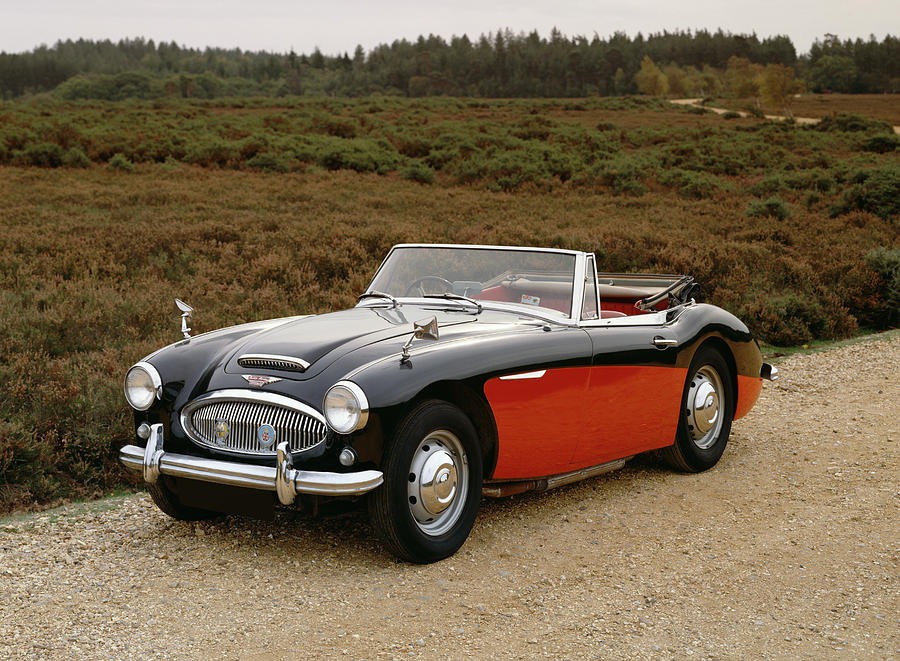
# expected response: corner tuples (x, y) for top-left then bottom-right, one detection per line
(1, 96), (898, 512)
(1, 333), (897, 659)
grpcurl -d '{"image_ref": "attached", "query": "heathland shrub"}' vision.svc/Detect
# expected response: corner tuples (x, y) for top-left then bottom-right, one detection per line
(22, 142), (65, 167)
(659, 169), (725, 199)
(62, 147), (92, 168)
(750, 293), (830, 346)
(829, 165), (900, 221)
(107, 152), (135, 172)
(865, 248), (900, 327)
(246, 151), (290, 173)
(745, 196), (791, 220)
(722, 111), (742, 119)
(399, 162), (435, 184)
(815, 112), (894, 136)
(860, 135), (899, 153)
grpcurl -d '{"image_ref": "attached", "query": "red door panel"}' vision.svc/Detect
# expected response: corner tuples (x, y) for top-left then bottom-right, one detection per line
(572, 366), (687, 466)
(484, 367), (591, 480)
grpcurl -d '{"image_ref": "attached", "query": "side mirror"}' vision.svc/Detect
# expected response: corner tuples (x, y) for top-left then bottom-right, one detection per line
(412, 316), (439, 341)
(401, 316), (439, 361)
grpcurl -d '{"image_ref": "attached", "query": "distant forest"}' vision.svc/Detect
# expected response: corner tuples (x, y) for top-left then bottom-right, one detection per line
(0, 29), (897, 100)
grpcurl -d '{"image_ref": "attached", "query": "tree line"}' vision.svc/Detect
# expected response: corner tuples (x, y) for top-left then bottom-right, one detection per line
(0, 29), (896, 100)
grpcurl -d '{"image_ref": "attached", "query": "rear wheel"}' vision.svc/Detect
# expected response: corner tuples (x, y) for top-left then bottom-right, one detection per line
(660, 346), (734, 472)
(369, 400), (482, 563)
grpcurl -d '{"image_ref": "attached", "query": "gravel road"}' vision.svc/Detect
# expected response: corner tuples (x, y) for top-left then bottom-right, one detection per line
(1, 334), (898, 660)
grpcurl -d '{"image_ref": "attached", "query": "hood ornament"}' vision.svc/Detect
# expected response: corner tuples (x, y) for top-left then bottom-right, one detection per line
(401, 316), (439, 362)
(242, 375), (283, 388)
(175, 298), (194, 339)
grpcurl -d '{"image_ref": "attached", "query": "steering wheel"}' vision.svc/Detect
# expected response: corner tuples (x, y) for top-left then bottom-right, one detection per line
(405, 275), (453, 297)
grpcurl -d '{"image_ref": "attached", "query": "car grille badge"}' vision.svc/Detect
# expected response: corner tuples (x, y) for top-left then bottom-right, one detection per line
(242, 374), (283, 388)
(257, 423), (276, 448)
(214, 420), (229, 446)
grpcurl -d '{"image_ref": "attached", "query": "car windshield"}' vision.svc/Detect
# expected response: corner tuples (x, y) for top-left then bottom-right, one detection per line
(365, 246), (577, 318)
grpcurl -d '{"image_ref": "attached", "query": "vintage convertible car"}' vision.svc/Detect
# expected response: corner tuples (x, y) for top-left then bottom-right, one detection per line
(121, 244), (777, 562)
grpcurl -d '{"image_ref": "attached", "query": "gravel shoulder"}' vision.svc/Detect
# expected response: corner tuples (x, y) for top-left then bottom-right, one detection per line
(1, 333), (898, 660)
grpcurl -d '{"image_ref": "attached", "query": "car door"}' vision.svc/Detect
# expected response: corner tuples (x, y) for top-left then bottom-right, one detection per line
(483, 326), (594, 480)
(573, 261), (688, 468)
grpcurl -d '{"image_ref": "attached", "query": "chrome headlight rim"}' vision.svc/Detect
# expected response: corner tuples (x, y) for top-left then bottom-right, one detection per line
(124, 361), (162, 411)
(323, 380), (369, 434)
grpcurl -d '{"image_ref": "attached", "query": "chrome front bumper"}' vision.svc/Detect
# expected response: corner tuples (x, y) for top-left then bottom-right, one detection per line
(120, 424), (383, 505)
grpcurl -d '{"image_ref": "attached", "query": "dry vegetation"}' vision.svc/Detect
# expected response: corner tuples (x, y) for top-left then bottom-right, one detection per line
(717, 93), (900, 126)
(1, 96), (898, 512)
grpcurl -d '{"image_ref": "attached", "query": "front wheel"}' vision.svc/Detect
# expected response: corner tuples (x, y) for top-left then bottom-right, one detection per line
(369, 400), (482, 563)
(660, 346), (734, 472)
(147, 479), (217, 521)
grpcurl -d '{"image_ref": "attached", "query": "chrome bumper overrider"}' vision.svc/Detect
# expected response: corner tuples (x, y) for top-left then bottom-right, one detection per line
(120, 424), (383, 505)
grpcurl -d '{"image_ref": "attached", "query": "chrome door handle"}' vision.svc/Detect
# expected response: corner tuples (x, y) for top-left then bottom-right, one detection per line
(652, 336), (677, 347)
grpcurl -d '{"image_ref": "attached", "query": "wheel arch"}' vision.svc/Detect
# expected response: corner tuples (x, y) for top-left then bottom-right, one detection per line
(381, 380), (499, 479)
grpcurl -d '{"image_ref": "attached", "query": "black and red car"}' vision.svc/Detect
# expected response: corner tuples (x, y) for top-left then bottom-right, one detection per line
(121, 244), (776, 562)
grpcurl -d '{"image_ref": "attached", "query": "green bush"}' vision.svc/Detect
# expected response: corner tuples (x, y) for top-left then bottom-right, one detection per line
(743, 105), (765, 118)
(722, 111), (742, 119)
(752, 293), (830, 346)
(23, 142), (65, 167)
(246, 151), (290, 173)
(745, 196), (791, 220)
(815, 112), (894, 136)
(107, 152), (135, 172)
(865, 248), (900, 328)
(829, 165), (900, 221)
(399, 162), (435, 184)
(860, 135), (899, 153)
(659, 169), (725, 199)
(62, 147), (92, 168)
(749, 174), (789, 195)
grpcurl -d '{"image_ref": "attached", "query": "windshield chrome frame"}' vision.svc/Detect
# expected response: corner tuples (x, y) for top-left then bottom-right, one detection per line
(360, 244), (585, 326)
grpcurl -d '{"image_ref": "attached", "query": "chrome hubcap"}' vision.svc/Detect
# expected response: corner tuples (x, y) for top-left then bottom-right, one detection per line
(686, 366), (724, 450)
(407, 430), (468, 536)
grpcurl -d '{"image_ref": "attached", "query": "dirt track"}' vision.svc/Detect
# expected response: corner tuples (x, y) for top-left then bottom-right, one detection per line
(1, 333), (898, 659)
(670, 98), (900, 134)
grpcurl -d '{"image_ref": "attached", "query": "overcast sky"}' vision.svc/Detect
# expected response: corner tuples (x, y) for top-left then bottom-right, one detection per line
(2, 0), (897, 56)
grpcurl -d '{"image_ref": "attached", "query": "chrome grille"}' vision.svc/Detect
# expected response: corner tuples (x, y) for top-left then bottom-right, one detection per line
(182, 392), (326, 455)
(237, 354), (308, 372)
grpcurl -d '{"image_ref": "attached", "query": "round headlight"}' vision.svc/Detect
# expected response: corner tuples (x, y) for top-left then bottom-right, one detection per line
(323, 381), (369, 434)
(124, 362), (162, 411)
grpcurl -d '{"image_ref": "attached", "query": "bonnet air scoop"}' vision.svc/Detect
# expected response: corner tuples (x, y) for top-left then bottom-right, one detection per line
(237, 354), (310, 372)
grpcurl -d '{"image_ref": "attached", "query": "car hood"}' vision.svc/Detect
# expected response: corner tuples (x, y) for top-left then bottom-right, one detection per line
(223, 305), (477, 379)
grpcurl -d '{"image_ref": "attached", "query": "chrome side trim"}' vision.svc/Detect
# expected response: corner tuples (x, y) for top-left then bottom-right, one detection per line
(482, 456), (632, 497)
(499, 370), (547, 380)
(237, 354), (310, 372)
(120, 443), (384, 499)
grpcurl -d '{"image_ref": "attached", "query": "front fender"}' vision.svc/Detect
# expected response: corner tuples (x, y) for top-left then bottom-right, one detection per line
(346, 326), (593, 410)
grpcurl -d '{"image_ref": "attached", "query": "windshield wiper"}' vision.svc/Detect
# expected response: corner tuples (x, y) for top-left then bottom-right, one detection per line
(422, 293), (483, 314)
(357, 290), (399, 308)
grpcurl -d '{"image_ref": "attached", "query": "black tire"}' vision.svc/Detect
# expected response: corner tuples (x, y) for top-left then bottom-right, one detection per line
(660, 345), (734, 473)
(369, 400), (482, 563)
(147, 479), (217, 521)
